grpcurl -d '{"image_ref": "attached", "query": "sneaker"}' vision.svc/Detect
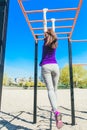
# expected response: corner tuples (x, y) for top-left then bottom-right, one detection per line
(54, 111), (63, 129)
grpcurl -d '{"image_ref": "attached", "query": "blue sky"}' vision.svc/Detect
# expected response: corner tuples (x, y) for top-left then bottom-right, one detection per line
(4, 0), (87, 78)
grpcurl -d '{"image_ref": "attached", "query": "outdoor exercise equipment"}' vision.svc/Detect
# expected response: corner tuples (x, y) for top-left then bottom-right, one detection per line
(0, 0), (9, 109)
(17, 0), (83, 125)
(0, 0), (87, 126)
(73, 64), (87, 66)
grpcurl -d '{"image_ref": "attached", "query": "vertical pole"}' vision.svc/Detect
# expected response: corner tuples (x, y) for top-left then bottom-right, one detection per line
(33, 36), (38, 123)
(0, 0), (9, 109)
(68, 38), (75, 125)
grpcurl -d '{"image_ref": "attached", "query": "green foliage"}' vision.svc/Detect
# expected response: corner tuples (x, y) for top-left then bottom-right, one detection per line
(23, 81), (46, 88)
(73, 65), (87, 88)
(3, 64), (87, 89)
(37, 81), (46, 87)
(3, 73), (9, 86)
(23, 81), (31, 89)
(59, 65), (87, 89)
(18, 82), (24, 87)
(59, 65), (69, 86)
(58, 83), (69, 89)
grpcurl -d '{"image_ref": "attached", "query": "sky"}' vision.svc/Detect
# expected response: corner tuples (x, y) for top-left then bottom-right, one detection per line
(4, 0), (87, 79)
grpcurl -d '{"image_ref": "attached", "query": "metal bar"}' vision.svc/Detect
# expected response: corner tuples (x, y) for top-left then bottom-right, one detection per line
(0, 1), (6, 6)
(35, 32), (70, 36)
(25, 7), (77, 14)
(33, 36), (38, 123)
(38, 36), (70, 41)
(69, 0), (82, 39)
(68, 38), (75, 125)
(18, 0), (37, 41)
(32, 26), (72, 30)
(0, 0), (9, 110)
(21, 0), (29, 1)
(56, 32), (71, 34)
(30, 18), (75, 23)
(0, 64), (3, 110)
(73, 64), (87, 66)
(70, 39), (87, 42)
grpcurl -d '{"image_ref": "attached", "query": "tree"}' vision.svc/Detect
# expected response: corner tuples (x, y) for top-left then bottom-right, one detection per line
(3, 73), (9, 86)
(59, 65), (69, 86)
(60, 65), (87, 88)
(73, 65), (87, 88)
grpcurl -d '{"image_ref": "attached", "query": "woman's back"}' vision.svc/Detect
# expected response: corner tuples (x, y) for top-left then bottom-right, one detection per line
(40, 45), (57, 66)
(40, 29), (58, 66)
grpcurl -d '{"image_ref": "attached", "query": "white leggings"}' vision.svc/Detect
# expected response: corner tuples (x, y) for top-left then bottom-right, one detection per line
(41, 64), (60, 111)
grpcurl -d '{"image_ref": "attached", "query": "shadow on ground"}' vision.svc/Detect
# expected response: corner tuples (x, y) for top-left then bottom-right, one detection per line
(0, 106), (87, 130)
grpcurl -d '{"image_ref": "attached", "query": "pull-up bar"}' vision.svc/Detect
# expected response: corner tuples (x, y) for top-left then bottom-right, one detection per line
(0, 0), (87, 128)
(73, 63), (87, 66)
(69, 0), (82, 39)
(70, 39), (87, 42)
(18, 0), (83, 126)
(30, 18), (75, 23)
(25, 7), (78, 14)
(18, 0), (82, 41)
(35, 32), (70, 36)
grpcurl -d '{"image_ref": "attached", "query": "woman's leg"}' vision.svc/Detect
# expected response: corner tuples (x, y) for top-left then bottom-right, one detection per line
(52, 64), (60, 102)
(41, 64), (58, 111)
(42, 64), (63, 129)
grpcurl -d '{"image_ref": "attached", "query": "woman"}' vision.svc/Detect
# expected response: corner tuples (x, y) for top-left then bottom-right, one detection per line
(40, 29), (63, 129)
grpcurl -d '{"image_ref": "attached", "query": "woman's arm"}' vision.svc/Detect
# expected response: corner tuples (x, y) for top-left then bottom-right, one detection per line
(51, 41), (58, 49)
(44, 35), (51, 46)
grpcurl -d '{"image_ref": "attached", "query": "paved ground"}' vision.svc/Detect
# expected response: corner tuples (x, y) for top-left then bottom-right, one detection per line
(0, 87), (87, 130)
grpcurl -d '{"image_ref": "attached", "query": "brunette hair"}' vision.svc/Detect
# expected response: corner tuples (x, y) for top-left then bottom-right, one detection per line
(44, 29), (58, 49)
